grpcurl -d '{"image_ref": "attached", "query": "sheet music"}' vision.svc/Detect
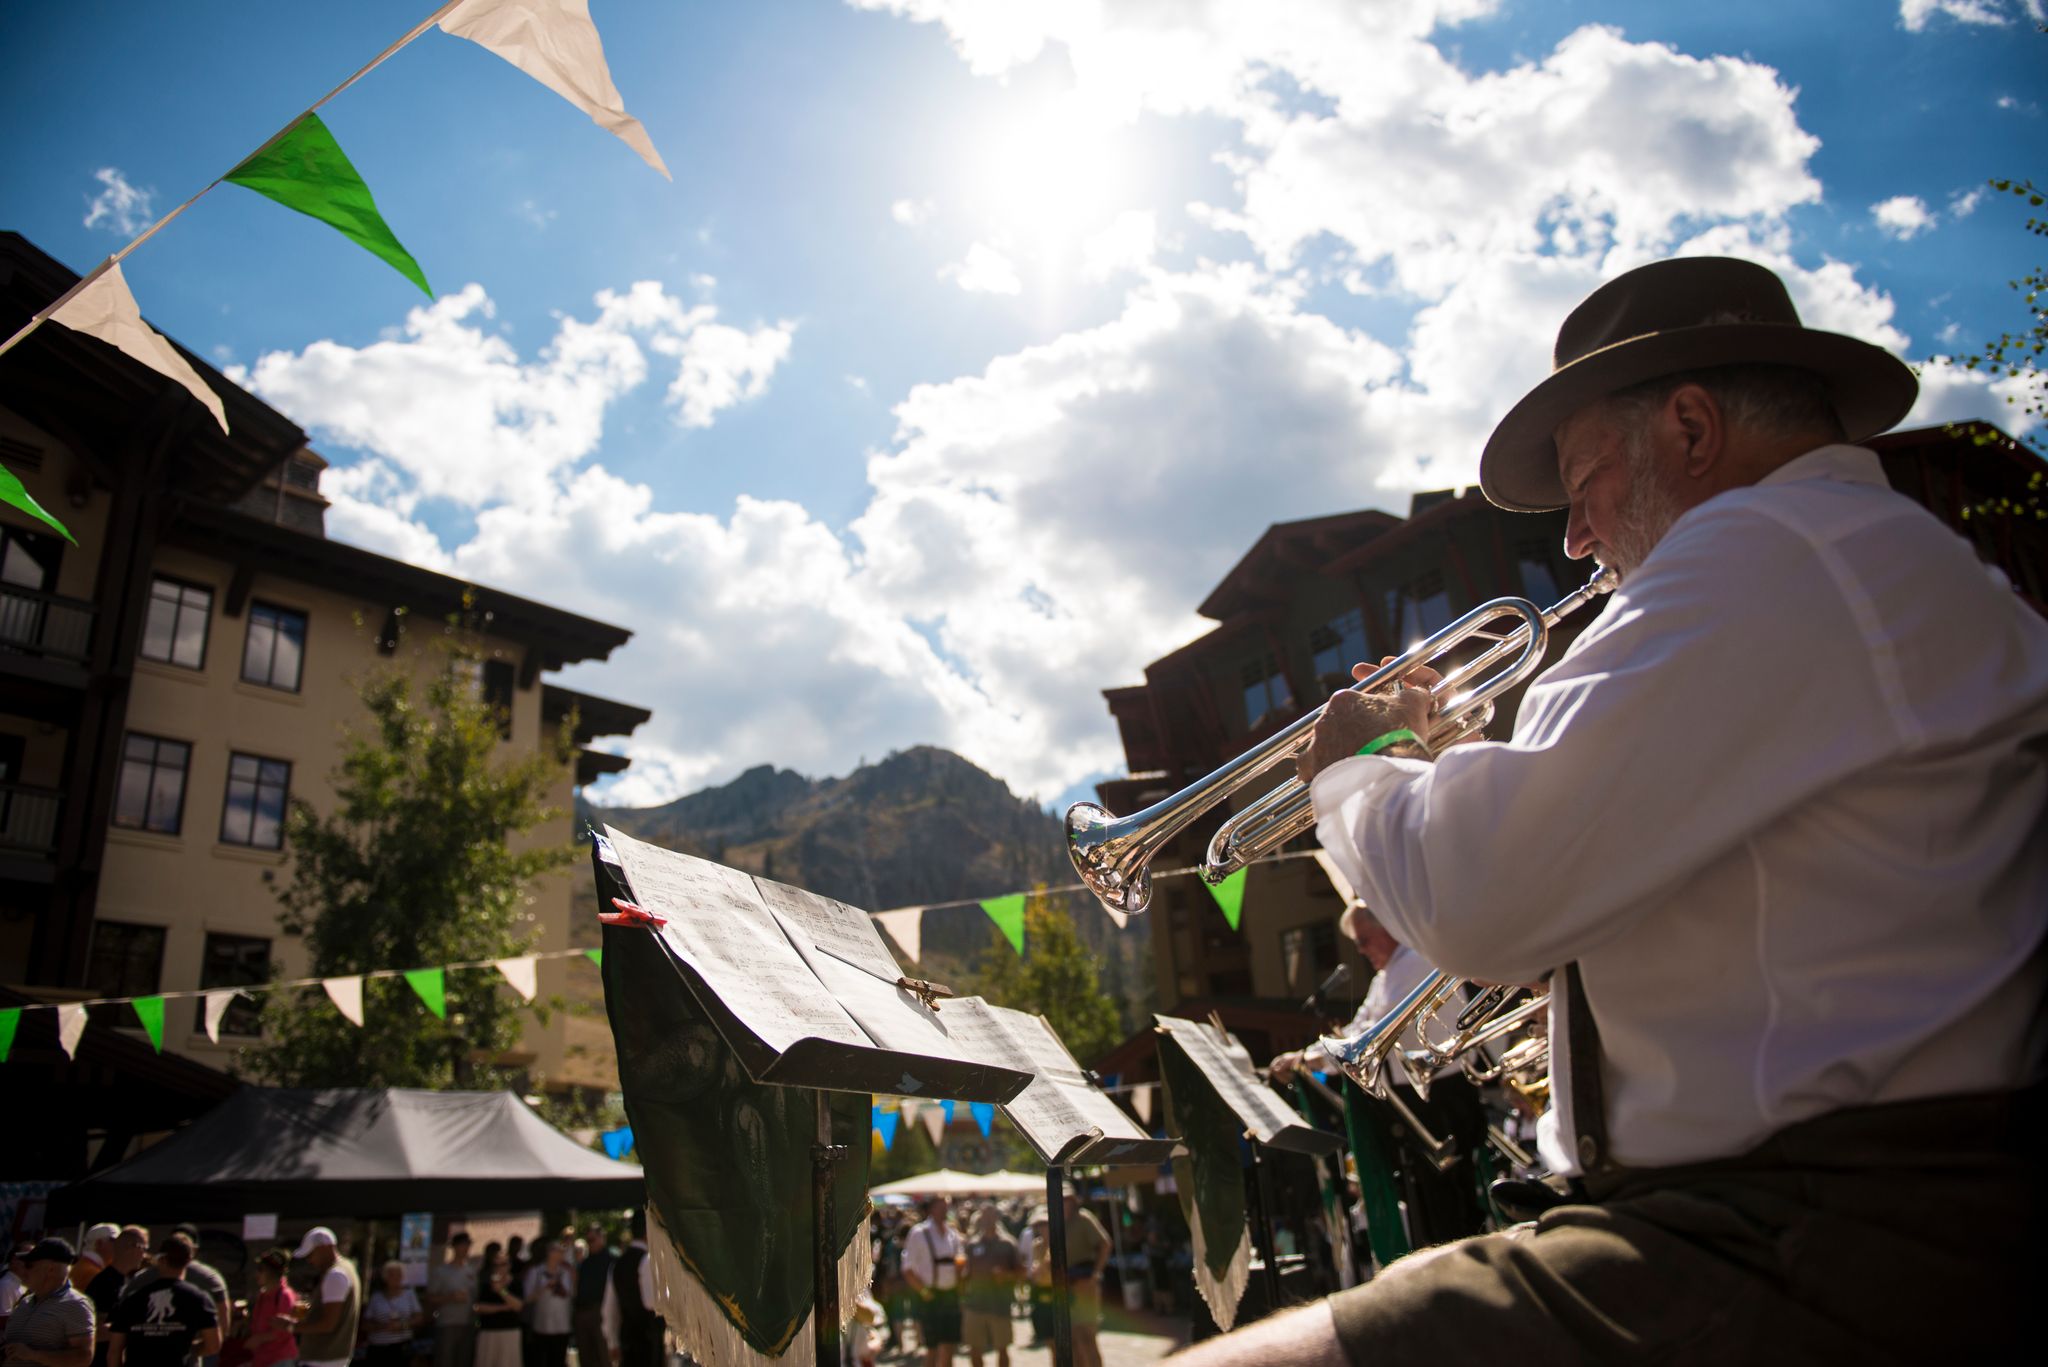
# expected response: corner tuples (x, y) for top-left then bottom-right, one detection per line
(1002, 1009), (1160, 1155)
(603, 827), (871, 1056)
(753, 878), (906, 983)
(942, 997), (1097, 1160)
(1156, 1014), (1305, 1144)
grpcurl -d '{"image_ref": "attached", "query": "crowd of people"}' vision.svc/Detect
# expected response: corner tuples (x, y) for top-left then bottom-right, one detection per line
(2, 1219), (665, 1367)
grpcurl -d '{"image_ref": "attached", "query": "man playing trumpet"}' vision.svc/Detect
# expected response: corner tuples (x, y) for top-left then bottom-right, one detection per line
(1171, 256), (2048, 1364)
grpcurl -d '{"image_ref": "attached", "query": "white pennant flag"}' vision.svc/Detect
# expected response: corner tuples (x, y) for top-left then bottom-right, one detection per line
(493, 957), (539, 1002)
(873, 907), (924, 965)
(202, 990), (240, 1044)
(57, 1004), (89, 1059)
(1131, 1083), (1153, 1126)
(919, 1104), (947, 1148)
(440, 0), (672, 179)
(323, 975), (365, 1026)
(898, 1098), (922, 1126)
(48, 263), (229, 433)
(1102, 903), (1130, 930)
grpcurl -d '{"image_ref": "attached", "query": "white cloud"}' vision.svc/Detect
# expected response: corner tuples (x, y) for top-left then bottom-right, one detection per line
(240, 280), (793, 503)
(82, 167), (154, 235)
(1899, 0), (2042, 30)
(1871, 195), (1937, 240)
(516, 199), (559, 229)
(1081, 210), (1157, 280)
(940, 241), (1023, 294)
(1950, 187), (1986, 217)
(891, 197), (935, 226)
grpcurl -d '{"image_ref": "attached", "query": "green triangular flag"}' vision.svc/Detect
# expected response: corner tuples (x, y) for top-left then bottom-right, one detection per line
(980, 893), (1026, 955)
(226, 112), (432, 296)
(0, 1006), (20, 1063)
(404, 968), (448, 1019)
(132, 996), (166, 1053)
(584, 947), (602, 967)
(1, 466), (75, 544)
(1204, 867), (1248, 932)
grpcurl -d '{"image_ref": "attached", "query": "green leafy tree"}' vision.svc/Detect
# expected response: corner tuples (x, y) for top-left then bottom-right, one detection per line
(246, 633), (578, 1088)
(973, 887), (1121, 1067)
(1944, 177), (2046, 433)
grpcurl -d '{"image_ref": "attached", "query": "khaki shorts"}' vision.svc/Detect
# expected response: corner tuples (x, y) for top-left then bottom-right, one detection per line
(961, 1309), (1012, 1352)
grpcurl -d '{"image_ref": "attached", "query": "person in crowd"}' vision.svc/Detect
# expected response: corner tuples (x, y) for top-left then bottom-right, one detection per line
(363, 1262), (423, 1367)
(959, 1206), (1019, 1367)
(899, 1196), (962, 1367)
(285, 1228), (357, 1367)
(126, 1229), (232, 1354)
(425, 1234), (473, 1367)
(64, 1232), (114, 1301)
(0, 1242), (30, 1333)
(243, 1251), (298, 1367)
(518, 1245), (571, 1367)
(597, 1215), (657, 1367)
(84, 1230), (146, 1367)
(568, 1228), (611, 1367)
(1020, 1212), (1052, 1347)
(873, 1216), (910, 1357)
(470, 1246), (521, 1367)
(1172, 257), (2048, 1364)
(502, 1241), (526, 1295)
(850, 1289), (884, 1367)
(2, 1240), (92, 1367)
(1061, 1194), (1111, 1367)
(106, 1235), (218, 1367)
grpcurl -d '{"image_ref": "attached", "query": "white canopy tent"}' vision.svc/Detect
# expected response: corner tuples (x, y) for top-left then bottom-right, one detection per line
(868, 1168), (1047, 1199)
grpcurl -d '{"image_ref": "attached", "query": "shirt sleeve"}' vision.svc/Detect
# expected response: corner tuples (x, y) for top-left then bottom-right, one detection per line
(599, 1276), (617, 1349)
(901, 1228), (933, 1286)
(1310, 503), (1905, 985)
(60, 1294), (97, 1341)
(192, 1289), (219, 1329)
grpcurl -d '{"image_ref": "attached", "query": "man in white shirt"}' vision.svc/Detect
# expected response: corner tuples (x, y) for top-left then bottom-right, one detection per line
(898, 1197), (962, 1367)
(1168, 256), (2046, 1365)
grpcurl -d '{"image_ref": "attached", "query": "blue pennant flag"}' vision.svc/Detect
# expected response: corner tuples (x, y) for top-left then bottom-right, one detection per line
(941, 1100), (956, 1126)
(970, 1101), (995, 1138)
(600, 1126), (635, 1160)
(876, 1109), (900, 1150)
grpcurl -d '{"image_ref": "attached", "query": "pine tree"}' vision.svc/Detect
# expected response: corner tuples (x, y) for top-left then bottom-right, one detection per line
(245, 633), (578, 1088)
(974, 887), (1121, 1066)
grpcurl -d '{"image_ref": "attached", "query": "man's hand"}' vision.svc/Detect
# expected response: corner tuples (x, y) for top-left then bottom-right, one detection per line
(1268, 1050), (1304, 1081)
(1296, 659), (1437, 785)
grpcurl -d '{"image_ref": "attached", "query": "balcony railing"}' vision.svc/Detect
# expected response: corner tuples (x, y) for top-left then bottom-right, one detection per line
(0, 782), (61, 855)
(0, 584), (94, 665)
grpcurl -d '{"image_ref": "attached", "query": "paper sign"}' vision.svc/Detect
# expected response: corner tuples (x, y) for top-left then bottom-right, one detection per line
(243, 1213), (278, 1242)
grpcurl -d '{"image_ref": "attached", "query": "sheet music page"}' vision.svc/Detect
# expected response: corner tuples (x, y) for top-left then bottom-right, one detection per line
(942, 997), (1097, 1159)
(1157, 1014), (1304, 1143)
(1001, 1009), (1153, 1145)
(603, 827), (871, 1056)
(753, 878), (906, 983)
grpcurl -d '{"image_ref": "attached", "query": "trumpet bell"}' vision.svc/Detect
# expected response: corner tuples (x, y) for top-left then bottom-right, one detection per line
(1066, 801), (1154, 914)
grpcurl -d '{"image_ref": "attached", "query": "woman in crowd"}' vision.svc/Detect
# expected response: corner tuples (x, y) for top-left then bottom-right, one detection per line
(364, 1261), (424, 1367)
(244, 1251), (299, 1367)
(471, 1245), (523, 1367)
(518, 1244), (573, 1367)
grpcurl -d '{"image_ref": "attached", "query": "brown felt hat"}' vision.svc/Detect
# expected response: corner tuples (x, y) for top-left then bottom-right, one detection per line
(1479, 257), (1918, 512)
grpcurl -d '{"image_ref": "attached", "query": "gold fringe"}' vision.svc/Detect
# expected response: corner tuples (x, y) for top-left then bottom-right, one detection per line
(1188, 1211), (1251, 1333)
(645, 1203), (871, 1367)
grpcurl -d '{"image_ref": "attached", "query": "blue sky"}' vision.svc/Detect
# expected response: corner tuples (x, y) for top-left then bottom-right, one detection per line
(4, 0), (2043, 808)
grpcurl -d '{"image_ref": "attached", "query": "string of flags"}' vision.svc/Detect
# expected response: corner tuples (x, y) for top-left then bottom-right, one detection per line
(866, 1085), (1173, 1151)
(0, 946), (604, 1064)
(866, 847), (1322, 965)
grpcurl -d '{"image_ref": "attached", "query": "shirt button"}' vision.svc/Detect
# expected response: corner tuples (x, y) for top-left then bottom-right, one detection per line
(1577, 1135), (1600, 1168)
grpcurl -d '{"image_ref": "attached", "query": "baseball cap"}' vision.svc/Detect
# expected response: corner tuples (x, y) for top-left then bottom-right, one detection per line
(293, 1227), (338, 1258)
(83, 1223), (119, 1248)
(25, 1237), (78, 1265)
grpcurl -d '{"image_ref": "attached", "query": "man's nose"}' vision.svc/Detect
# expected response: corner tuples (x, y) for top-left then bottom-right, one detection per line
(1563, 499), (1594, 561)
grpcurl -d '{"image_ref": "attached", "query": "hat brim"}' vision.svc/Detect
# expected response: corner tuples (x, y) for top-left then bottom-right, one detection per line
(1479, 324), (1919, 512)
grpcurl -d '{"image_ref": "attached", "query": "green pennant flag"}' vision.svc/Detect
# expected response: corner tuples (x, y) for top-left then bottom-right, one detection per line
(404, 968), (448, 1019)
(1, 466), (75, 544)
(1204, 866), (1248, 932)
(226, 112), (431, 297)
(980, 893), (1026, 955)
(131, 996), (166, 1053)
(584, 947), (603, 967)
(0, 1006), (20, 1063)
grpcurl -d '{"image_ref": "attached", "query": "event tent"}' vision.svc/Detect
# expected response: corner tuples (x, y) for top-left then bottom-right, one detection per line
(868, 1168), (1048, 1199)
(48, 1088), (642, 1222)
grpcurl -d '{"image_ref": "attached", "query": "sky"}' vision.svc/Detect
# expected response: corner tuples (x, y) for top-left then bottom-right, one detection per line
(3, 0), (2043, 810)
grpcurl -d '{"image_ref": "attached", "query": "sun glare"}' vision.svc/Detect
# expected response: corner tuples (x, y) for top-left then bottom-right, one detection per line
(968, 94), (1133, 255)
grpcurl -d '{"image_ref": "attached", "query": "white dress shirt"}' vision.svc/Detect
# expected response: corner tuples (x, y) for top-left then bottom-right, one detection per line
(900, 1219), (961, 1291)
(598, 1242), (654, 1350)
(1313, 445), (2048, 1174)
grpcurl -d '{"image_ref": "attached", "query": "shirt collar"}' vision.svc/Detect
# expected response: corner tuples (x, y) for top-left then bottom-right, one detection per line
(1756, 443), (1890, 491)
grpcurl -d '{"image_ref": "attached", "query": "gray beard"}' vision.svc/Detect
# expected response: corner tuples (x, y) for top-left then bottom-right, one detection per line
(1599, 436), (1684, 579)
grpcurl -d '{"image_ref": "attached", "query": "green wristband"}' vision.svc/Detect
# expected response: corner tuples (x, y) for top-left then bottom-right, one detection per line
(1356, 727), (1422, 757)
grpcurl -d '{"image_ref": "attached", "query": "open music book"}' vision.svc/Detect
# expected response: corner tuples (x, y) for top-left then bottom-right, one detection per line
(1155, 1013), (1343, 1156)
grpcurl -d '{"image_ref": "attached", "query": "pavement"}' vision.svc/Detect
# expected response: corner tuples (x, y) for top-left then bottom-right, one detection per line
(874, 1307), (1190, 1367)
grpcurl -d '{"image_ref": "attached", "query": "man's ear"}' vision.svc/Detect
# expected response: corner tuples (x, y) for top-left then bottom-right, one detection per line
(1665, 384), (1725, 479)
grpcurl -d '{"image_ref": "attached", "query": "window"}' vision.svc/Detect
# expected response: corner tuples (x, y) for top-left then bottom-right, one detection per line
(241, 603), (307, 691)
(1385, 571), (1451, 645)
(1308, 608), (1369, 693)
(140, 577), (212, 669)
(220, 752), (291, 849)
(1240, 653), (1293, 731)
(195, 933), (270, 1037)
(1517, 541), (1560, 604)
(87, 920), (166, 998)
(113, 734), (189, 834)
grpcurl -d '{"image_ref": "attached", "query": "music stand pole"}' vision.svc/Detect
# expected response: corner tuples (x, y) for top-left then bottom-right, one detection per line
(1046, 1165), (1075, 1367)
(813, 1090), (847, 1367)
(1247, 1136), (1283, 1312)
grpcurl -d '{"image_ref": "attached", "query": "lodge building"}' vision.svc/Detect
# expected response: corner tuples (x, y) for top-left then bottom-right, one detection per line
(0, 233), (649, 1171)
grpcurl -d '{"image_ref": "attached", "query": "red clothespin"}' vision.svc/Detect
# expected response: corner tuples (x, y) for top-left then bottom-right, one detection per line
(599, 897), (667, 928)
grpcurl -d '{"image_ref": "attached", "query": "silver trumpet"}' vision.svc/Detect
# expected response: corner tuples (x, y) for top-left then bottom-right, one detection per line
(1321, 972), (1551, 1103)
(1065, 569), (1616, 914)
